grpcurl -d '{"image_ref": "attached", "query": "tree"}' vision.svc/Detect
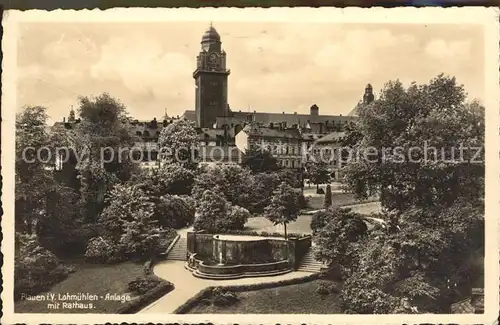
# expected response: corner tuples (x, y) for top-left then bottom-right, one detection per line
(313, 208), (367, 272)
(192, 164), (253, 209)
(158, 119), (198, 170)
(340, 120), (364, 148)
(91, 183), (174, 261)
(242, 147), (280, 173)
(193, 190), (249, 233)
(156, 194), (195, 229)
(193, 190), (230, 232)
(342, 75), (484, 212)
(277, 168), (302, 188)
(75, 93), (138, 222)
(98, 184), (155, 241)
(316, 75), (484, 313)
(308, 160), (330, 192)
(324, 184), (332, 208)
(217, 205), (250, 232)
(15, 106), (53, 234)
(263, 182), (302, 239)
(136, 163), (195, 197)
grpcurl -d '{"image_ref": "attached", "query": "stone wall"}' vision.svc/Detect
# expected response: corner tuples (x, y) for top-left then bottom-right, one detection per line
(187, 232), (213, 258)
(187, 232), (312, 270)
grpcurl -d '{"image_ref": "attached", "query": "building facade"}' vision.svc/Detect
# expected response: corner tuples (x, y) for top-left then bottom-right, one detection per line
(54, 25), (375, 173)
(235, 123), (303, 169)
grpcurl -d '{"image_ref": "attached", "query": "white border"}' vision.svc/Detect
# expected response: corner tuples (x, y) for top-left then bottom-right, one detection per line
(2, 7), (499, 325)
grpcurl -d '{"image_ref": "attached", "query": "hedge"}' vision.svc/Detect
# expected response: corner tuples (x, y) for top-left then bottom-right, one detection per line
(173, 270), (338, 314)
(117, 280), (174, 314)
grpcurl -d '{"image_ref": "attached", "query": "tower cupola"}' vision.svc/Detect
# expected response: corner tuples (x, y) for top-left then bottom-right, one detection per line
(363, 83), (374, 104)
(201, 24), (221, 52)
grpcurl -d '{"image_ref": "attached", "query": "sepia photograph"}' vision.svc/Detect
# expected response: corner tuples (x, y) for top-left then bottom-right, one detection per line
(1, 7), (498, 324)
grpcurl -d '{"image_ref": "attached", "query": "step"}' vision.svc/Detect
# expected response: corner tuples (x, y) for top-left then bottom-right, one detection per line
(191, 268), (292, 280)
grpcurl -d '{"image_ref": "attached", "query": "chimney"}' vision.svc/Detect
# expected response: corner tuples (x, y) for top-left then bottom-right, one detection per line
(310, 104), (319, 116)
(63, 117), (66, 123)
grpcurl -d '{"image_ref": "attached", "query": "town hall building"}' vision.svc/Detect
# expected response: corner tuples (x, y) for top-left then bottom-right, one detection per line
(55, 25), (376, 175)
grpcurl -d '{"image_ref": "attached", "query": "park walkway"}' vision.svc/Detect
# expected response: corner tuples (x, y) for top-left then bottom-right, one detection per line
(140, 201), (380, 314)
(139, 260), (313, 314)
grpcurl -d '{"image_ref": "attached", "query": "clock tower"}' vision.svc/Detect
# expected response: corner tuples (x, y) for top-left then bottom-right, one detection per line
(193, 25), (230, 128)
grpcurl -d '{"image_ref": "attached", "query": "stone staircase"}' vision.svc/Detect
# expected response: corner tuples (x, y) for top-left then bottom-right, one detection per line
(297, 248), (323, 273)
(167, 237), (187, 261)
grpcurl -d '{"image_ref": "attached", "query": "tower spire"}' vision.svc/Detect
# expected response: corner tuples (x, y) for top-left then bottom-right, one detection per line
(68, 105), (76, 122)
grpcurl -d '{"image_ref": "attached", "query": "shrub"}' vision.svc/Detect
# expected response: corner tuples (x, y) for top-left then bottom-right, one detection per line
(194, 190), (249, 233)
(14, 233), (72, 300)
(211, 287), (239, 307)
(156, 194), (196, 229)
(84, 236), (125, 263)
(128, 276), (162, 295)
(118, 279), (174, 314)
(310, 210), (332, 234)
(216, 205), (250, 231)
(316, 188), (325, 194)
(316, 282), (340, 295)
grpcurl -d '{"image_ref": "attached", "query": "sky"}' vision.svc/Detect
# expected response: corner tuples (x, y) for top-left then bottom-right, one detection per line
(17, 22), (484, 124)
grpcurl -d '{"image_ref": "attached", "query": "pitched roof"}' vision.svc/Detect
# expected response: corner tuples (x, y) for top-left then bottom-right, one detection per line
(182, 109), (356, 126)
(181, 110), (196, 121)
(232, 111), (354, 125)
(242, 124), (302, 139)
(314, 132), (346, 144)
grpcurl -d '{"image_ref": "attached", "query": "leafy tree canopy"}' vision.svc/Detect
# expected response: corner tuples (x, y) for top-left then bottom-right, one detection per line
(342, 75), (484, 212)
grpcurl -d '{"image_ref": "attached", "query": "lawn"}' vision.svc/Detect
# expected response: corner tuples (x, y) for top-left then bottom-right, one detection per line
(246, 201), (381, 234)
(306, 192), (366, 210)
(15, 260), (146, 313)
(187, 279), (342, 314)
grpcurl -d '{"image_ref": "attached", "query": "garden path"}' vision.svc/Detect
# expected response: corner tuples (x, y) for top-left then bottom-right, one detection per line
(140, 201), (381, 313)
(139, 260), (313, 314)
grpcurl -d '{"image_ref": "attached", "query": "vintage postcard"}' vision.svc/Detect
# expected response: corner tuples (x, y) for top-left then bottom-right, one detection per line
(1, 7), (499, 325)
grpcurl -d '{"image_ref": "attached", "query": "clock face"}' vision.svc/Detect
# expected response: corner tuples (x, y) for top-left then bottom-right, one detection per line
(209, 53), (219, 65)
